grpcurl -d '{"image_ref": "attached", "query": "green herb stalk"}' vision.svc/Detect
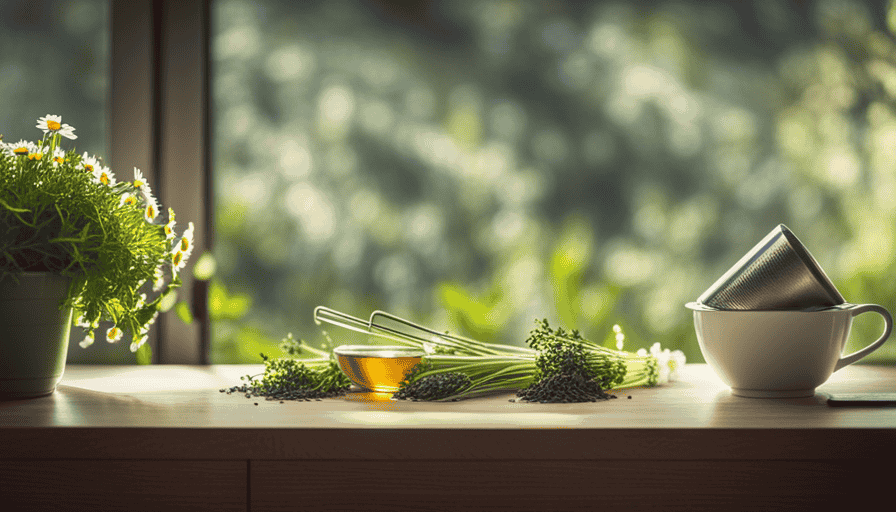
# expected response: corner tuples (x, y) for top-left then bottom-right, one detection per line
(394, 319), (659, 401)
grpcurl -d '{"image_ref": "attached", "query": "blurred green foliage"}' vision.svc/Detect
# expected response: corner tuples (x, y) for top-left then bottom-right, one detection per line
(209, 0), (896, 363)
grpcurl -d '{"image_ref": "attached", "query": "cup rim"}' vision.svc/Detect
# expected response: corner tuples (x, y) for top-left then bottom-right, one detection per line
(685, 301), (855, 313)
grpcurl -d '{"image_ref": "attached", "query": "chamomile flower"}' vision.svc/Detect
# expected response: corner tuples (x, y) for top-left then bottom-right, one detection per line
(164, 214), (177, 240)
(639, 342), (687, 384)
(130, 329), (149, 352)
(93, 165), (116, 186)
(120, 193), (138, 207)
(36, 114), (77, 139)
(106, 325), (123, 343)
(36, 115), (63, 133)
(27, 151), (43, 161)
(179, 222), (195, 259)
(171, 249), (187, 275)
(81, 153), (101, 174)
(9, 140), (31, 156)
(79, 331), (96, 349)
(140, 186), (160, 222)
(144, 196), (159, 222)
(133, 168), (148, 189)
(51, 147), (66, 166)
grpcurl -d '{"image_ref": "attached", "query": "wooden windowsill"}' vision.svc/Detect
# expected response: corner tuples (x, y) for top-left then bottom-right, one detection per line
(2, 363), (895, 460)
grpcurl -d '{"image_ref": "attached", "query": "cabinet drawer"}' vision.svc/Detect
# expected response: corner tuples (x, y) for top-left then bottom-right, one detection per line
(0, 459), (246, 512)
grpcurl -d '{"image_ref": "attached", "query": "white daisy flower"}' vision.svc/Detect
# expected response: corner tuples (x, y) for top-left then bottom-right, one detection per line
(133, 168), (148, 189)
(81, 153), (102, 174)
(164, 218), (177, 239)
(93, 165), (116, 186)
(130, 330), (149, 352)
(171, 249), (187, 276)
(51, 147), (66, 167)
(79, 331), (96, 349)
(179, 222), (195, 260)
(140, 186), (160, 222)
(106, 325), (123, 343)
(9, 139), (31, 156)
(647, 342), (687, 384)
(36, 115), (77, 139)
(120, 193), (138, 207)
(36, 115), (63, 133)
(144, 196), (159, 222)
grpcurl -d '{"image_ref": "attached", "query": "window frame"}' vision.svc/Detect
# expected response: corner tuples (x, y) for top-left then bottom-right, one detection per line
(110, 0), (211, 364)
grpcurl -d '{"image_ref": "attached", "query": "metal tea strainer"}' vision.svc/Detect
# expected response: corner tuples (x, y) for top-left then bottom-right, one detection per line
(696, 224), (845, 310)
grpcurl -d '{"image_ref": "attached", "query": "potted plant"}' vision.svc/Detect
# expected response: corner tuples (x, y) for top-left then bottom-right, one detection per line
(0, 115), (194, 398)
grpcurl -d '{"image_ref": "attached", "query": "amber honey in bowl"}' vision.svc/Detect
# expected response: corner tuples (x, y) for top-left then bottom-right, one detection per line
(333, 345), (424, 392)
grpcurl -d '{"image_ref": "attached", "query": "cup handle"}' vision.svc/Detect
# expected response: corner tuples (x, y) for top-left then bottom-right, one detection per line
(834, 304), (894, 372)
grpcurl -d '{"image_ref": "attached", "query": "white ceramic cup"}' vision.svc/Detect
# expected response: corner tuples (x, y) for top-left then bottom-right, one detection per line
(686, 302), (893, 398)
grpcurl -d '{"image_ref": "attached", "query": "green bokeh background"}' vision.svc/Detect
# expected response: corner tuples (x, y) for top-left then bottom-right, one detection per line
(3, 0), (896, 365)
(209, 0), (896, 365)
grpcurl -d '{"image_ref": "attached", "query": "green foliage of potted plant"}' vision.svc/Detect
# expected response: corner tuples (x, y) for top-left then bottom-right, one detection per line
(0, 115), (193, 397)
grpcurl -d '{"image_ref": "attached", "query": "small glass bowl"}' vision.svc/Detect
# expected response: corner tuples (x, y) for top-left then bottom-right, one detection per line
(333, 345), (424, 392)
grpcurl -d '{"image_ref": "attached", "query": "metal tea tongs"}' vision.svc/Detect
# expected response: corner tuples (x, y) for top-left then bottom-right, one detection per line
(313, 306), (532, 357)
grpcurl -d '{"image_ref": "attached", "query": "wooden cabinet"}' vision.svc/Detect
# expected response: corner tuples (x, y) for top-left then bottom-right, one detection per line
(1, 365), (895, 510)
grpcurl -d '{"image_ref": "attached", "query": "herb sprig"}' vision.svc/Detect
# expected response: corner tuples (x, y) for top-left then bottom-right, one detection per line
(222, 333), (352, 401)
(394, 319), (666, 402)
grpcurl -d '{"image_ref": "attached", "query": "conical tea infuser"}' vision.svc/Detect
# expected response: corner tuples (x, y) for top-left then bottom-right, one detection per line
(697, 224), (844, 310)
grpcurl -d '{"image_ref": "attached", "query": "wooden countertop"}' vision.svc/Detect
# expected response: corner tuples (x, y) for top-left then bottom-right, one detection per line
(2, 363), (896, 462)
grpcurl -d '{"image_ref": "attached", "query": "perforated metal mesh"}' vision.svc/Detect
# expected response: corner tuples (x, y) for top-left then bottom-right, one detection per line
(697, 225), (844, 310)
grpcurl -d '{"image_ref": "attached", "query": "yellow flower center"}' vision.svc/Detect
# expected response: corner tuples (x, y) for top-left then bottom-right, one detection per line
(172, 251), (183, 266)
(165, 223), (174, 236)
(146, 204), (156, 219)
(124, 196), (137, 206)
(54, 156), (64, 164)
(28, 153), (43, 160)
(13, 147), (28, 155)
(180, 237), (190, 251)
(84, 164), (94, 172)
(47, 120), (61, 131)
(100, 173), (109, 185)
(134, 179), (145, 188)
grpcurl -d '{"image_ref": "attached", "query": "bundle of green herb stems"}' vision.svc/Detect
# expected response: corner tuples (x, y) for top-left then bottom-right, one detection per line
(390, 319), (659, 401)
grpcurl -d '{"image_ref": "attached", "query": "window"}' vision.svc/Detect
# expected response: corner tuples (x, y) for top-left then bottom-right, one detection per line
(209, 0), (896, 364)
(7, 0), (896, 364)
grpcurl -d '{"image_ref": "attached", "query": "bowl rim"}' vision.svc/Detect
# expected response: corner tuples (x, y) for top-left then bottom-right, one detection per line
(332, 344), (425, 358)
